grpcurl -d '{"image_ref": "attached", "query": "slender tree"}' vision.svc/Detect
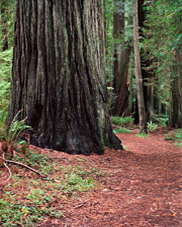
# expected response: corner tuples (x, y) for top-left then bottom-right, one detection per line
(7, 0), (122, 155)
(138, 0), (154, 122)
(133, 0), (147, 132)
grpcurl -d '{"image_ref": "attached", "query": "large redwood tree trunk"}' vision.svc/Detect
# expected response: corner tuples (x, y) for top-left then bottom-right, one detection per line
(7, 0), (122, 155)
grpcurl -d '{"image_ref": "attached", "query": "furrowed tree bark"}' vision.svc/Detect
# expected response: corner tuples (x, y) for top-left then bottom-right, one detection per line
(112, 0), (131, 116)
(7, 0), (122, 155)
(138, 0), (154, 122)
(1, 1), (8, 51)
(169, 52), (182, 128)
(168, 9), (182, 128)
(133, 0), (147, 133)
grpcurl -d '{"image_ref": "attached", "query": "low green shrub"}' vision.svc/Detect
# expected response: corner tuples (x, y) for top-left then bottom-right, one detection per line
(0, 110), (32, 157)
(136, 132), (149, 138)
(114, 128), (132, 133)
(147, 121), (158, 131)
(165, 129), (182, 148)
(0, 48), (13, 111)
(175, 129), (182, 147)
(111, 116), (134, 127)
(153, 114), (168, 126)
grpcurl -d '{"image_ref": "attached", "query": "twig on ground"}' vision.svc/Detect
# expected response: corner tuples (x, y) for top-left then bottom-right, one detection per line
(14, 150), (27, 160)
(0, 156), (61, 183)
(0, 152), (12, 186)
(2, 162), (12, 185)
(73, 198), (91, 209)
(0, 157), (46, 178)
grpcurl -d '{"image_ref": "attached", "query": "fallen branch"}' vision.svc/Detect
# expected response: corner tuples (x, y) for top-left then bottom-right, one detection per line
(13, 150), (27, 160)
(0, 157), (46, 178)
(2, 162), (12, 185)
(0, 153), (12, 186)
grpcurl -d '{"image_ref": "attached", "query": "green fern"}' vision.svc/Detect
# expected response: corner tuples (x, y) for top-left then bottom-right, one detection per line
(0, 110), (32, 155)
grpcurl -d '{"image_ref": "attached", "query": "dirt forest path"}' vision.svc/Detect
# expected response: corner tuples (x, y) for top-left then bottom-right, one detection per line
(39, 129), (182, 227)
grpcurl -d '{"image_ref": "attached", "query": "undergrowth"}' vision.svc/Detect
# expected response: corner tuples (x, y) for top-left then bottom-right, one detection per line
(165, 129), (182, 148)
(153, 114), (168, 127)
(111, 116), (134, 128)
(0, 151), (103, 226)
(147, 121), (158, 132)
(114, 128), (132, 133)
(0, 47), (13, 113)
(111, 116), (133, 134)
(136, 132), (149, 138)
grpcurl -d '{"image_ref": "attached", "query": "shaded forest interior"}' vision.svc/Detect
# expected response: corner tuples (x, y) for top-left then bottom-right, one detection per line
(0, 0), (181, 175)
(0, 1), (182, 226)
(0, 0), (181, 153)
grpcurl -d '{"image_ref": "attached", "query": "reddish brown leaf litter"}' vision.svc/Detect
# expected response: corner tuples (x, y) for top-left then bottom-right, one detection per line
(35, 129), (181, 227)
(1, 128), (182, 226)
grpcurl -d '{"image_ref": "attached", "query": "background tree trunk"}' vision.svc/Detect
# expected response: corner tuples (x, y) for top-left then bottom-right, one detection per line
(1, 1), (9, 51)
(138, 0), (154, 122)
(7, 0), (122, 155)
(169, 52), (182, 128)
(133, 0), (147, 132)
(112, 0), (131, 116)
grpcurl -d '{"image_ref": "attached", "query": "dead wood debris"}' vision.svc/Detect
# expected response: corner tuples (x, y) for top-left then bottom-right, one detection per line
(73, 198), (91, 209)
(0, 140), (61, 186)
(0, 155), (46, 186)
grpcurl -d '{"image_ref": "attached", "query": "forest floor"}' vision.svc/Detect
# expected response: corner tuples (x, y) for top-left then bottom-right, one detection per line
(0, 127), (182, 226)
